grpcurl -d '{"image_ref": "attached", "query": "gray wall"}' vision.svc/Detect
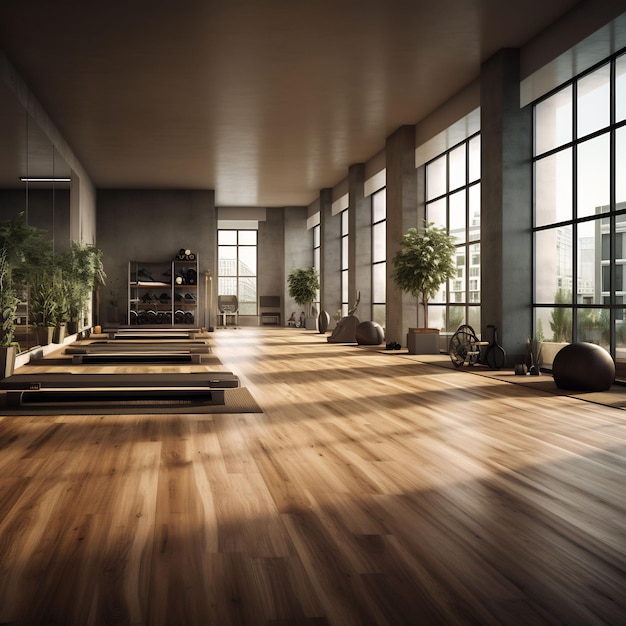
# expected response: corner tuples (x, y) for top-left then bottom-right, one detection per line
(96, 189), (216, 326)
(283, 206), (312, 319)
(257, 207), (286, 322)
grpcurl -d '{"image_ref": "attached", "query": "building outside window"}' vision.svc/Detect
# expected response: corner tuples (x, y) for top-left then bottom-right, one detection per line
(424, 133), (481, 335)
(217, 229), (257, 316)
(371, 188), (386, 328)
(533, 50), (626, 376)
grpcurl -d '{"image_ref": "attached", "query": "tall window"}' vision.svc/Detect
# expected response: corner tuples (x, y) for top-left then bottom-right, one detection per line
(371, 188), (386, 328)
(340, 209), (349, 317)
(533, 51), (626, 375)
(424, 133), (481, 334)
(312, 223), (321, 314)
(218, 229), (257, 316)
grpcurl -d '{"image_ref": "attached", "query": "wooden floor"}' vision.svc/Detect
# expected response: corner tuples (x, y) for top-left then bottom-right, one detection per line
(0, 328), (624, 625)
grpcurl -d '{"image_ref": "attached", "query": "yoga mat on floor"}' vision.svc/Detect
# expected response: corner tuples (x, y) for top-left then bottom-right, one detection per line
(67, 341), (212, 353)
(71, 352), (202, 364)
(0, 386), (262, 415)
(0, 372), (240, 389)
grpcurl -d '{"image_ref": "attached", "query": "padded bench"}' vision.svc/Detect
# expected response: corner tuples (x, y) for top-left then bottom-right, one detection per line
(259, 296), (281, 326)
(260, 312), (281, 325)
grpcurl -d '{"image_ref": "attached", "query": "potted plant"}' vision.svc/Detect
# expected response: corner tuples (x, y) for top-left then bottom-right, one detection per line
(391, 221), (456, 354)
(287, 266), (320, 330)
(0, 213), (50, 373)
(0, 248), (20, 377)
(58, 241), (106, 334)
(29, 269), (59, 345)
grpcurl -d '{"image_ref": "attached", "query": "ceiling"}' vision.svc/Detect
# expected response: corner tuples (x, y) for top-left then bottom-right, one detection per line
(0, 0), (589, 207)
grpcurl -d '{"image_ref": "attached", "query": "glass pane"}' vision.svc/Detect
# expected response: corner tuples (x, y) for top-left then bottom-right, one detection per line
(468, 183), (480, 241)
(313, 225), (320, 248)
(218, 230), (237, 245)
(218, 246), (237, 276)
(238, 246), (257, 276)
(372, 221), (386, 263)
(617, 126), (626, 207)
(534, 86), (572, 156)
(449, 190), (466, 244)
(313, 247), (320, 272)
(535, 307), (572, 343)
(577, 64), (610, 138)
(426, 155), (446, 200)
(617, 53), (626, 123)
(617, 229), (625, 260)
(238, 276), (257, 304)
(372, 189), (386, 223)
(449, 145), (466, 191)
(534, 149), (572, 227)
(577, 218), (604, 305)
(448, 249), (465, 303)
(341, 210), (349, 234)
(426, 198), (446, 228)
(468, 243), (480, 304)
(534, 226), (573, 304)
(577, 133), (610, 218)
(468, 136), (480, 183)
(341, 237), (349, 270)
(447, 305), (465, 332)
(427, 305), (445, 333)
(341, 269), (348, 303)
(577, 308), (609, 348)
(372, 304), (386, 330)
(372, 262), (386, 302)
(218, 277), (237, 296)
(616, 302), (626, 372)
(238, 230), (257, 245)
(468, 306), (481, 330)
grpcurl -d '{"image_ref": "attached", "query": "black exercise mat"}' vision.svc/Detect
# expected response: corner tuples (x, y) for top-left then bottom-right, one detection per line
(0, 386), (262, 415)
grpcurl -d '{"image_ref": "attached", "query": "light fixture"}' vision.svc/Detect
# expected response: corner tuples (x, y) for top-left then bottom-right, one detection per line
(20, 177), (71, 183)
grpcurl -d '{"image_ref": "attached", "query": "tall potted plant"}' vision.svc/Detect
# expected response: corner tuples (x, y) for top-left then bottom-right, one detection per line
(0, 213), (50, 374)
(0, 248), (20, 376)
(391, 222), (456, 353)
(287, 266), (320, 330)
(58, 241), (106, 334)
(29, 269), (59, 345)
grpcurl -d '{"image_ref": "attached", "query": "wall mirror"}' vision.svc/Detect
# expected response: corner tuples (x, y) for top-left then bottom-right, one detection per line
(0, 75), (72, 351)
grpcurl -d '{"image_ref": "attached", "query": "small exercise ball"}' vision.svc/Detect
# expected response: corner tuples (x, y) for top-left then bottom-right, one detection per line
(552, 342), (615, 392)
(355, 321), (385, 346)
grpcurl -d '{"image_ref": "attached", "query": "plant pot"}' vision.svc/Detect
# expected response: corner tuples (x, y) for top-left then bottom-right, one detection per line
(54, 324), (67, 344)
(407, 328), (440, 354)
(34, 326), (55, 346)
(0, 345), (17, 379)
(67, 320), (79, 335)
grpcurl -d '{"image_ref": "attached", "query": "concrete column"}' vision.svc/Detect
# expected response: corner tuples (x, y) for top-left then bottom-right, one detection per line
(481, 49), (532, 364)
(348, 163), (370, 318)
(320, 188), (340, 325)
(386, 125), (418, 345)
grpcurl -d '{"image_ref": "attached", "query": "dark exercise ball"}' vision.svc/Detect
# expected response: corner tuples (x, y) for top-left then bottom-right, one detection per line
(355, 321), (385, 346)
(552, 342), (615, 392)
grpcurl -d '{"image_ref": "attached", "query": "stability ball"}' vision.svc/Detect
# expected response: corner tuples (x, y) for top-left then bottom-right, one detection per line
(552, 342), (615, 392)
(355, 321), (385, 346)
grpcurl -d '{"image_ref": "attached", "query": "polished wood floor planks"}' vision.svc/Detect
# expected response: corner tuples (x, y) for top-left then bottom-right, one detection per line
(0, 327), (624, 625)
